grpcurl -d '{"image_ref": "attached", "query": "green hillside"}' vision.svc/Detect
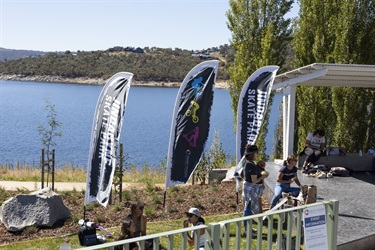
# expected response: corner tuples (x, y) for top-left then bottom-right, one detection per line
(0, 46), (234, 82)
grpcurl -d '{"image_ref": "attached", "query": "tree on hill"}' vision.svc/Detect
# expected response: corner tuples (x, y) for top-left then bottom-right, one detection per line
(0, 47), (231, 83)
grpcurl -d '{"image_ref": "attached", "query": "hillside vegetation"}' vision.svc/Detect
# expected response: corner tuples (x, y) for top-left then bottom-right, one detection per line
(0, 46), (234, 83)
(0, 47), (47, 62)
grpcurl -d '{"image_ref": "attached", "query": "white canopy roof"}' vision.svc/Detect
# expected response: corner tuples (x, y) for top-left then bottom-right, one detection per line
(271, 63), (375, 159)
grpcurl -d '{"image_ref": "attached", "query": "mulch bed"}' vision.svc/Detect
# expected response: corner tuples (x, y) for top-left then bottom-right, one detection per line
(0, 181), (271, 245)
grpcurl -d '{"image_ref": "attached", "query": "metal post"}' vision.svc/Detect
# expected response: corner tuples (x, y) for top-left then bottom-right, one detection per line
(326, 200), (339, 250)
(206, 223), (221, 250)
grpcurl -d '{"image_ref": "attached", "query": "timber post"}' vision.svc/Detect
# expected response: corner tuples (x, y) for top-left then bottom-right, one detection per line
(51, 149), (55, 191)
(41, 149), (45, 189)
(40, 148), (55, 191)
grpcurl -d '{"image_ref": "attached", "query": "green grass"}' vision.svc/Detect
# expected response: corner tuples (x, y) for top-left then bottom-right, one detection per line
(0, 213), (302, 250)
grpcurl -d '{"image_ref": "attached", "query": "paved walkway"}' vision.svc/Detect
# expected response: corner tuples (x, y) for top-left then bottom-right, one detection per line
(264, 161), (375, 249)
(0, 181), (87, 191)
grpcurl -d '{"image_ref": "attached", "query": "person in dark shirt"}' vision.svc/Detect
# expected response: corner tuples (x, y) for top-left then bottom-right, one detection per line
(115, 219), (138, 250)
(270, 155), (302, 208)
(125, 202), (152, 249)
(242, 145), (269, 234)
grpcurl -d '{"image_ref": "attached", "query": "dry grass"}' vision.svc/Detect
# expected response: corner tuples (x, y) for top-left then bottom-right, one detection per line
(0, 164), (86, 182)
(0, 163), (166, 183)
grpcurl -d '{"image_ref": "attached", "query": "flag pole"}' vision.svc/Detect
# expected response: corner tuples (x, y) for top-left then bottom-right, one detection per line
(83, 205), (86, 220)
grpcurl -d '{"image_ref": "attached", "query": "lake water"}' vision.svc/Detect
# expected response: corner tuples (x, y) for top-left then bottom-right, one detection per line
(0, 80), (282, 168)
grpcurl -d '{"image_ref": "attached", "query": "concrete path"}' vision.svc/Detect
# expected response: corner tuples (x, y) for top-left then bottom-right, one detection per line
(0, 181), (87, 191)
(264, 161), (375, 250)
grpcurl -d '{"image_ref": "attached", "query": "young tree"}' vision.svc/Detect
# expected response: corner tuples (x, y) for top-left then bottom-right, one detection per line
(195, 131), (228, 184)
(226, 0), (293, 158)
(38, 99), (63, 183)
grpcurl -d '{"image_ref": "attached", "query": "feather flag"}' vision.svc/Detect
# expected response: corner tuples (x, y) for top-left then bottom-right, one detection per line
(85, 72), (132, 206)
(234, 66), (279, 184)
(165, 60), (219, 188)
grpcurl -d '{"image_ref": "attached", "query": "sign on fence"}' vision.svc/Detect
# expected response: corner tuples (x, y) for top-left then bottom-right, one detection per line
(303, 204), (328, 250)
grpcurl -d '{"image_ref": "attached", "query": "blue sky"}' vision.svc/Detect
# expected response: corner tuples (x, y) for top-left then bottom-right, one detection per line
(1, 0), (298, 52)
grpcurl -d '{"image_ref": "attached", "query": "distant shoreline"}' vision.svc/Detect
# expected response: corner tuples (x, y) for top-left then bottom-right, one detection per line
(0, 74), (229, 89)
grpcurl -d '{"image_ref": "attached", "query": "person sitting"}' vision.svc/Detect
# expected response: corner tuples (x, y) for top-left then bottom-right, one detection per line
(115, 219), (138, 250)
(269, 155), (302, 208)
(126, 202), (152, 249)
(183, 207), (205, 250)
(301, 129), (326, 171)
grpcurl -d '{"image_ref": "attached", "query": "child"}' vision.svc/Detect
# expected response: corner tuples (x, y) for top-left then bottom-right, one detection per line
(257, 160), (267, 212)
(183, 208), (205, 249)
(115, 219), (138, 250)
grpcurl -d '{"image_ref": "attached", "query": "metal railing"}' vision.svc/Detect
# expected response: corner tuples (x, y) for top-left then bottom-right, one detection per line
(78, 200), (339, 250)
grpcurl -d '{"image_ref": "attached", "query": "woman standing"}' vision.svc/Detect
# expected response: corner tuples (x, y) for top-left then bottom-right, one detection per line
(242, 145), (268, 234)
(183, 207), (205, 249)
(270, 155), (302, 208)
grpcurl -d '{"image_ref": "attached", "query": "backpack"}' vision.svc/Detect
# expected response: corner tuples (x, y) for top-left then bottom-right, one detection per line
(78, 221), (98, 246)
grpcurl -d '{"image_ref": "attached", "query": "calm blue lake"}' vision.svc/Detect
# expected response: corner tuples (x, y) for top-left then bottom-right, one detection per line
(0, 80), (282, 168)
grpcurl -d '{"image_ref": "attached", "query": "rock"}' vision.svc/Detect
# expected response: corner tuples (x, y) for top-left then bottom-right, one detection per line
(0, 187), (71, 232)
(208, 169), (228, 183)
(221, 167), (237, 182)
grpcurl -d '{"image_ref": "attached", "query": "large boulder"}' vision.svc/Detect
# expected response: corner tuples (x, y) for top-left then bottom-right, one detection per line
(0, 187), (71, 232)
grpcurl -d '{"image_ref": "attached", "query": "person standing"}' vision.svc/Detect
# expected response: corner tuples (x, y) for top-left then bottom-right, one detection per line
(270, 155), (302, 208)
(242, 145), (268, 235)
(183, 207), (205, 250)
(302, 129), (326, 171)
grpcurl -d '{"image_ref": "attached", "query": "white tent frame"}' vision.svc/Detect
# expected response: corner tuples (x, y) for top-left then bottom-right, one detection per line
(272, 63), (375, 159)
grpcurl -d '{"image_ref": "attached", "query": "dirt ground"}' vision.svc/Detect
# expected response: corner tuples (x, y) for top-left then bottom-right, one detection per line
(0, 181), (270, 245)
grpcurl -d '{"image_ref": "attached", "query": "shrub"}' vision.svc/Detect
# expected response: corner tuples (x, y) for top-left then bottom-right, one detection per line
(195, 131), (228, 184)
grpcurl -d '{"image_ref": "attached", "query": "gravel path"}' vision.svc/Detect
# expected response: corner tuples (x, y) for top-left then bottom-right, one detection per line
(0, 181), (86, 191)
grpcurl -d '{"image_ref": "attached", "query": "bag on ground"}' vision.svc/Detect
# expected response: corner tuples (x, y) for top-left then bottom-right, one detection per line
(330, 167), (350, 177)
(78, 220), (98, 246)
(305, 185), (317, 204)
